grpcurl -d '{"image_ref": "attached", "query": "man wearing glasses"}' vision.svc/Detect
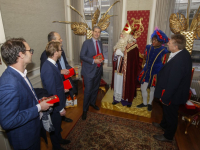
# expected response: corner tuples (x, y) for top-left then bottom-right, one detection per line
(0, 38), (52, 150)
(40, 31), (76, 123)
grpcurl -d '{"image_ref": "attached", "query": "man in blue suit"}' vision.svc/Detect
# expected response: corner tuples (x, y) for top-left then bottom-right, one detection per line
(80, 26), (103, 120)
(41, 41), (70, 150)
(0, 38), (52, 150)
(40, 31), (76, 122)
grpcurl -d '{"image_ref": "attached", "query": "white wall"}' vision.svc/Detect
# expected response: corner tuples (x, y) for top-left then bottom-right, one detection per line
(0, 9), (6, 76)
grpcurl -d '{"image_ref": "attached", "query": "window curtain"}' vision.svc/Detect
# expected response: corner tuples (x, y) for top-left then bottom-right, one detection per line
(153, 0), (176, 38)
(70, 0), (85, 65)
(107, 0), (123, 67)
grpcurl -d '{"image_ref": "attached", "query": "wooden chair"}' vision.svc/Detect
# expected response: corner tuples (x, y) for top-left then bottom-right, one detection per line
(178, 68), (200, 134)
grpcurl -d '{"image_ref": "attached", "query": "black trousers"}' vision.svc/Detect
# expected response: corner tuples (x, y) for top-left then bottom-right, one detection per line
(17, 137), (40, 150)
(83, 67), (101, 112)
(160, 104), (179, 140)
(50, 111), (62, 149)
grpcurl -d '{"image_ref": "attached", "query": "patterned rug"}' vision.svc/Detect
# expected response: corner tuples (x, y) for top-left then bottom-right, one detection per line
(64, 112), (178, 150)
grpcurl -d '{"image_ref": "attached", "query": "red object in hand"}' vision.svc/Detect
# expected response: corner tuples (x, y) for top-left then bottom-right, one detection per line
(64, 68), (75, 79)
(39, 95), (60, 104)
(63, 79), (72, 90)
(93, 53), (104, 60)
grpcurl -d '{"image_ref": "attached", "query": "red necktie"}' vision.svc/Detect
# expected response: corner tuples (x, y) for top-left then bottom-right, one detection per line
(96, 41), (100, 67)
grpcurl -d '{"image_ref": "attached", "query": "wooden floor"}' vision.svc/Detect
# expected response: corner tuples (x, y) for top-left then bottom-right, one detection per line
(41, 81), (200, 150)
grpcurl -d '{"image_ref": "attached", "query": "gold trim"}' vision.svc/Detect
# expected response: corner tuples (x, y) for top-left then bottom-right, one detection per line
(126, 44), (138, 53)
(149, 48), (165, 84)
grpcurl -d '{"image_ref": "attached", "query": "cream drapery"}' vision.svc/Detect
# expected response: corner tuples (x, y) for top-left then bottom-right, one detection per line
(107, 0), (123, 67)
(70, 0), (85, 65)
(153, 0), (176, 38)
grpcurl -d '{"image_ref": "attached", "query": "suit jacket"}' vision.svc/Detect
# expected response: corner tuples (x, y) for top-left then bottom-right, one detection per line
(41, 60), (66, 112)
(40, 49), (77, 95)
(80, 38), (103, 78)
(0, 67), (40, 149)
(154, 49), (192, 105)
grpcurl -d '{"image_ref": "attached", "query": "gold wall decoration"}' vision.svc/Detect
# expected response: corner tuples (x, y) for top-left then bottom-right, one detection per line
(53, 1), (120, 39)
(169, 0), (200, 55)
(130, 18), (144, 39)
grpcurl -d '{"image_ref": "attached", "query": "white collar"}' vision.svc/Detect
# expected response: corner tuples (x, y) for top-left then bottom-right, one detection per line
(47, 58), (56, 66)
(10, 66), (27, 78)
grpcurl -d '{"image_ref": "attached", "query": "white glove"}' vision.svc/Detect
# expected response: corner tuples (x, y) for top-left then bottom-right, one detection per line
(115, 49), (124, 57)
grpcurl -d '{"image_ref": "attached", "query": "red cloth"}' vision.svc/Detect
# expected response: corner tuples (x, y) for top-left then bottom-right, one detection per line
(127, 10), (150, 54)
(96, 41), (100, 67)
(111, 45), (140, 103)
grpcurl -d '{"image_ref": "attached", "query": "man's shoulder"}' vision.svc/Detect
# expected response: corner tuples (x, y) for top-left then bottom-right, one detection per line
(0, 68), (18, 87)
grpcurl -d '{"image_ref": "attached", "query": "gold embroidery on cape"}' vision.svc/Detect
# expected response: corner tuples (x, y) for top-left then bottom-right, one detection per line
(122, 47), (128, 99)
(126, 44), (138, 53)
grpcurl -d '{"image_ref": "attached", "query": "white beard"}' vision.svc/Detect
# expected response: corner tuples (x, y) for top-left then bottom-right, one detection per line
(113, 38), (127, 52)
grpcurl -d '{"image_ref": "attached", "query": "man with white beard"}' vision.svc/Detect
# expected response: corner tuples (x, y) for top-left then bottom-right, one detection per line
(111, 22), (140, 107)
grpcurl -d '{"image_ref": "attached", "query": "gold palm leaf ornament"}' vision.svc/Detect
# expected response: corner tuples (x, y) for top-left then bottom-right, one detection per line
(169, 0), (200, 54)
(53, 1), (120, 39)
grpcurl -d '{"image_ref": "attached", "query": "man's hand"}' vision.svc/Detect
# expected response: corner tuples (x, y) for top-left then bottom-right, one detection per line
(64, 89), (69, 93)
(39, 98), (53, 111)
(94, 59), (103, 64)
(60, 109), (66, 116)
(61, 69), (70, 75)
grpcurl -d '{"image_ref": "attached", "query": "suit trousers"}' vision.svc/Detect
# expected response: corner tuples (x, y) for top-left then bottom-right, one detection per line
(160, 104), (179, 140)
(50, 111), (62, 149)
(83, 67), (101, 112)
(16, 136), (40, 150)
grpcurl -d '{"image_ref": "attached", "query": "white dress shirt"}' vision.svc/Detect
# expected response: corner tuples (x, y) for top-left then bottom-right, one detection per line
(167, 50), (182, 62)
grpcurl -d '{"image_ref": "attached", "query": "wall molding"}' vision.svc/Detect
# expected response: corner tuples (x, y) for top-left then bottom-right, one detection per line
(27, 67), (42, 88)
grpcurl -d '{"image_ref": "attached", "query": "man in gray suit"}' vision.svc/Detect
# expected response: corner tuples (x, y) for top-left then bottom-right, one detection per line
(80, 26), (103, 120)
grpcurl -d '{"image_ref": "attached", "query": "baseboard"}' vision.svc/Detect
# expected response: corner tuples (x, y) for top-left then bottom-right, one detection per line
(27, 67), (43, 88)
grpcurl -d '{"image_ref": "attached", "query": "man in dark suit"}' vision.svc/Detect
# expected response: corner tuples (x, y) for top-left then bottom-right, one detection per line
(80, 26), (103, 120)
(0, 38), (52, 150)
(40, 31), (75, 122)
(153, 34), (192, 142)
(41, 41), (70, 150)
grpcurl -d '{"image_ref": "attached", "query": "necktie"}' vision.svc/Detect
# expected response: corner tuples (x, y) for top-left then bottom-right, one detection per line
(96, 41), (100, 67)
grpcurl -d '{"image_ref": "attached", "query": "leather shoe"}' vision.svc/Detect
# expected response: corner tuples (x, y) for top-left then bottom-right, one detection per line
(62, 117), (73, 122)
(82, 111), (87, 120)
(153, 134), (172, 142)
(53, 147), (66, 150)
(152, 122), (165, 131)
(59, 139), (71, 145)
(90, 104), (100, 110)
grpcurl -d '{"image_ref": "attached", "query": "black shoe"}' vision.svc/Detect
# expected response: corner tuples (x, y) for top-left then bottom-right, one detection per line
(62, 117), (73, 122)
(59, 139), (71, 145)
(127, 104), (132, 107)
(148, 104), (152, 111)
(112, 101), (118, 105)
(82, 111), (87, 120)
(137, 103), (147, 108)
(53, 147), (66, 150)
(153, 134), (172, 142)
(90, 104), (100, 110)
(152, 122), (165, 131)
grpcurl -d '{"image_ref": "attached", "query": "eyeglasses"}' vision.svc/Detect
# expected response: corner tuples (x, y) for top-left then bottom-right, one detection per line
(25, 49), (34, 54)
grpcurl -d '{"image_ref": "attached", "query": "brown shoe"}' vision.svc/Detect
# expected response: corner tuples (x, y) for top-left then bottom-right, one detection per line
(152, 122), (165, 131)
(153, 134), (172, 142)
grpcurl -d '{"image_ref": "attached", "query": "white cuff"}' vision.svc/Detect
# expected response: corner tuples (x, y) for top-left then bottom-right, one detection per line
(60, 108), (64, 113)
(36, 104), (41, 112)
